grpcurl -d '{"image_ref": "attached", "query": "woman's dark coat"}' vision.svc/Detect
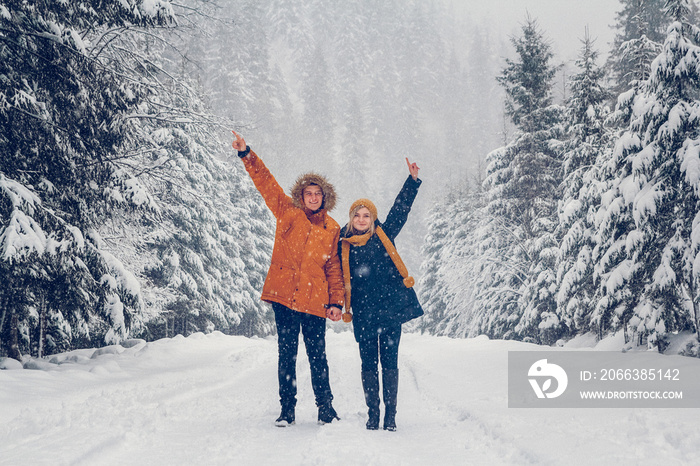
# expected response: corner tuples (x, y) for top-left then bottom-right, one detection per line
(340, 176), (424, 342)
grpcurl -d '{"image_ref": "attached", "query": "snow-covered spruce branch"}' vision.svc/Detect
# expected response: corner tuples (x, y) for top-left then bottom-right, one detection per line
(0, 27), (144, 97)
(71, 149), (159, 169)
(88, 21), (193, 59)
(558, 163), (602, 186)
(481, 257), (529, 284)
(0, 31), (74, 71)
(106, 39), (203, 99)
(489, 215), (533, 263)
(122, 113), (196, 124)
(144, 99), (222, 123)
(107, 46), (179, 91)
(112, 158), (187, 186)
(478, 291), (522, 311)
(169, 1), (228, 24)
(119, 104), (228, 131)
(4, 104), (70, 135)
(117, 154), (180, 179)
(107, 157), (216, 207)
(90, 26), (133, 60)
(0, 25), (129, 76)
(1, 24), (181, 98)
(0, 26), (71, 48)
(72, 155), (204, 208)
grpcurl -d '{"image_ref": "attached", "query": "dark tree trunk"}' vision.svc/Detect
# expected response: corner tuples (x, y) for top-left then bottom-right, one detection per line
(9, 314), (21, 361)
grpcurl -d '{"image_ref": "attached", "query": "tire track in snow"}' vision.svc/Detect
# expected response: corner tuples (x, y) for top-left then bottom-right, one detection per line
(2, 336), (280, 465)
(398, 341), (546, 465)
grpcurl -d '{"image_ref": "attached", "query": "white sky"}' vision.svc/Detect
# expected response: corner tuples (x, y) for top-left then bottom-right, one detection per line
(447, 0), (620, 62)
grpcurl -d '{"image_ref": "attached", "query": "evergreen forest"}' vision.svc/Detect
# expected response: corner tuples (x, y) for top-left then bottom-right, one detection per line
(2, 0), (700, 359)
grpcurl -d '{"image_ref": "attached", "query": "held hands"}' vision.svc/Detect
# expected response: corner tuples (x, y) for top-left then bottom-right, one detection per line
(231, 130), (246, 152)
(406, 157), (420, 181)
(326, 306), (342, 322)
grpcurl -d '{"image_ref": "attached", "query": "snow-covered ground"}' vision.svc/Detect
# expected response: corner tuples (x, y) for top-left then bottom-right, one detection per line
(2, 330), (700, 465)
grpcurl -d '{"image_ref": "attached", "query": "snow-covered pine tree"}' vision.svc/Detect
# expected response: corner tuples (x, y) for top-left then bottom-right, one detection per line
(0, 0), (175, 359)
(417, 189), (481, 337)
(606, 0), (668, 99)
(589, 3), (663, 342)
(594, 0), (700, 351)
(418, 182), (534, 339)
(132, 126), (275, 338)
(93, 4), (277, 339)
(555, 32), (613, 337)
(484, 16), (564, 343)
(416, 195), (455, 335)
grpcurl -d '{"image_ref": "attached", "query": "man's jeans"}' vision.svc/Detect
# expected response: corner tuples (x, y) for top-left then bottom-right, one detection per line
(273, 303), (333, 408)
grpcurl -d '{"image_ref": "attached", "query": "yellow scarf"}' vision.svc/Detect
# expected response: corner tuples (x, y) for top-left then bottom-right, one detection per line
(341, 226), (415, 320)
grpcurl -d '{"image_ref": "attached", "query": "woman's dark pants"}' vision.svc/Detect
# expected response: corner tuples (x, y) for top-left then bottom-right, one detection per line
(358, 324), (401, 430)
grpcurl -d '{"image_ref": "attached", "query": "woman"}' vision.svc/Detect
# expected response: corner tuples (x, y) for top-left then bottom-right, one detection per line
(340, 158), (424, 431)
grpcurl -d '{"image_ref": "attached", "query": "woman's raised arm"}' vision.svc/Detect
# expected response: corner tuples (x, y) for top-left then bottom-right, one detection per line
(382, 158), (422, 240)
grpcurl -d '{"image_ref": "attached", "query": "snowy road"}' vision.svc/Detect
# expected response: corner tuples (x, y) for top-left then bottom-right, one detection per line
(2, 331), (699, 465)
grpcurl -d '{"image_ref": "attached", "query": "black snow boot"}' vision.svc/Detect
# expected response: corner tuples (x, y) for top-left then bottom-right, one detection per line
(382, 368), (399, 432)
(362, 370), (381, 430)
(275, 401), (296, 427)
(317, 400), (340, 425)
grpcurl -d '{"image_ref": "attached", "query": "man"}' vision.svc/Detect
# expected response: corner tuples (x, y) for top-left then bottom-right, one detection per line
(232, 131), (344, 426)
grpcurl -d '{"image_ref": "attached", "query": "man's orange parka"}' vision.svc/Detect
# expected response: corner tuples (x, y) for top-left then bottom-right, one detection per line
(241, 150), (345, 318)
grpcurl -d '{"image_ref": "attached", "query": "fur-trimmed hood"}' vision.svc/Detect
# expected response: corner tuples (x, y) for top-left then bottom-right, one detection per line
(290, 172), (337, 212)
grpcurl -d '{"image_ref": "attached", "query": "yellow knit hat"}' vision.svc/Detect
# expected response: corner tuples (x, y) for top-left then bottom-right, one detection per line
(350, 198), (378, 221)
